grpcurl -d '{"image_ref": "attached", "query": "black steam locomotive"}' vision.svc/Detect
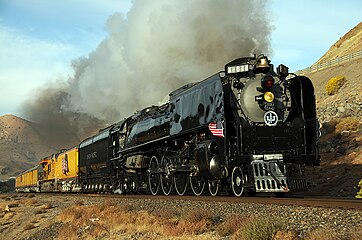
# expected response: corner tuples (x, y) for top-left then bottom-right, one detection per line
(78, 55), (320, 196)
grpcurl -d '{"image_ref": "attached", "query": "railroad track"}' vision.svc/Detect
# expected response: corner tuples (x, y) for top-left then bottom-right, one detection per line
(37, 193), (362, 211)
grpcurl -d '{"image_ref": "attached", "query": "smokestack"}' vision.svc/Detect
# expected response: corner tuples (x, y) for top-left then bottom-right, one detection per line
(22, 0), (273, 143)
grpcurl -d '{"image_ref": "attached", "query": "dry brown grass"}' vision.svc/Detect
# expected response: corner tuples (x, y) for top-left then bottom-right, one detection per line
(151, 208), (181, 219)
(216, 214), (245, 237)
(19, 198), (38, 205)
(57, 203), (161, 239)
(41, 202), (53, 209)
(24, 223), (36, 231)
(57, 203), (220, 239)
(57, 203), (314, 239)
(2, 197), (11, 201)
(335, 117), (361, 133)
(34, 209), (46, 214)
(305, 228), (341, 240)
(231, 216), (287, 240)
(7, 202), (19, 208)
(273, 230), (298, 240)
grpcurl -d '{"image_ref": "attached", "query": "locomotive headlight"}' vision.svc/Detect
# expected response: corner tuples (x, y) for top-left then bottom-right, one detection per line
(263, 91), (274, 102)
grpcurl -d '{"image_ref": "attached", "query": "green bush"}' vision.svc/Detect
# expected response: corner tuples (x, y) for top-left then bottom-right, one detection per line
(356, 179), (362, 198)
(325, 76), (345, 95)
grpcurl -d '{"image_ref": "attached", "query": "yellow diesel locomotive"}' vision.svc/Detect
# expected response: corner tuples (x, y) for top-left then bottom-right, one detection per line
(15, 147), (80, 192)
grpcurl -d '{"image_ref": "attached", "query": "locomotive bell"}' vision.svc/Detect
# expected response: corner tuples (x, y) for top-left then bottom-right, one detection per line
(255, 57), (270, 74)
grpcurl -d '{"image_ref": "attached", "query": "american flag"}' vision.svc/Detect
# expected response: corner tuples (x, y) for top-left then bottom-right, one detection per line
(62, 155), (69, 175)
(208, 122), (224, 138)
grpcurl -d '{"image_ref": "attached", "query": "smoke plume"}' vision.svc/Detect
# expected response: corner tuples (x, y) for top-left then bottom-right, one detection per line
(23, 0), (273, 143)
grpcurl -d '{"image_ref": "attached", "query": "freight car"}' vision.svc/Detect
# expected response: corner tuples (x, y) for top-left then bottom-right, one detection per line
(15, 166), (38, 192)
(16, 54), (320, 197)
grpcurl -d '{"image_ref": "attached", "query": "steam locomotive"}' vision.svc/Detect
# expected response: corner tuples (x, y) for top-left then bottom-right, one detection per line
(16, 55), (320, 196)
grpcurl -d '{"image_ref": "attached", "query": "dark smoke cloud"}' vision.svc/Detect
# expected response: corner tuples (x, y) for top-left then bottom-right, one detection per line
(23, 0), (273, 143)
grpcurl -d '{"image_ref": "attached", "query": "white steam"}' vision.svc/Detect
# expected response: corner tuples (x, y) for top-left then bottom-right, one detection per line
(67, 0), (272, 121)
(24, 0), (273, 140)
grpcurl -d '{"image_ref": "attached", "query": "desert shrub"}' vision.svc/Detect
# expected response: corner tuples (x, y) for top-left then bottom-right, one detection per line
(216, 215), (245, 237)
(151, 208), (181, 220)
(164, 208), (215, 236)
(321, 120), (340, 135)
(305, 228), (341, 240)
(356, 179), (362, 198)
(182, 208), (214, 224)
(232, 216), (287, 240)
(8, 202), (19, 208)
(74, 200), (84, 206)
(57, 224), (78, 240)
(325, 76), (345, 95)
(34, 209), (46, 214)
(42, 203), (53, 209)
(20, 198), (37, 205)
(24, 223), (36, 230)
(335, 117), (361, 133)
(273, 230), (298, 240)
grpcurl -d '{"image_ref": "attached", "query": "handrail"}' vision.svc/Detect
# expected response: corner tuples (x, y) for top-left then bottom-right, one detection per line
(295, 49), (362, 75)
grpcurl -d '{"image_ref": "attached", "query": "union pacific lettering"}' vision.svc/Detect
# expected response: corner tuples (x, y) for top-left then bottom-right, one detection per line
(86, 152), (97, 160)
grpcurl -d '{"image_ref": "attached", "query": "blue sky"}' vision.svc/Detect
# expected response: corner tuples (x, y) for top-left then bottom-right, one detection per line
(0, 0), (361, 117)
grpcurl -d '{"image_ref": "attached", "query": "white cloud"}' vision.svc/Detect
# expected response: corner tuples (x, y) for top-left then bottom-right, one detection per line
(0, 24), (79, 115)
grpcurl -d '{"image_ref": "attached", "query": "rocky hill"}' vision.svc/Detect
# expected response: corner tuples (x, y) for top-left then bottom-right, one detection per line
(0, 115), (79, 179)
(317, 22), (362, 63)
(302, 22), (362, 197)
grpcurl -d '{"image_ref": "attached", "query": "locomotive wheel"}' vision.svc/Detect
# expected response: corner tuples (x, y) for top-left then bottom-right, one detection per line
(160, 157), (173, 196)
(113, 181), (124, 194)
(190, 175), (205, 196)
(174, 172), (188, 196)
(231, 166), (246, 197)
(208, 179), (220, 196)
(148, 156), (160, 195)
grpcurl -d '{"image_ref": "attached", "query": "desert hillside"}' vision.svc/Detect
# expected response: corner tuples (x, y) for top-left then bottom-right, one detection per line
(317, 22), (362, 63)
(302, 22), (362, 197)
(306, 21), (362, 123)
(0, 115), (79, 179)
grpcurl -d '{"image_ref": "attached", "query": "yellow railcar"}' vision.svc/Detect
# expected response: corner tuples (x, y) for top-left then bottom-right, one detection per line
(38, 147), (80, 192)
(54, 147), (79, 181)
(15, 166), (39, 192)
